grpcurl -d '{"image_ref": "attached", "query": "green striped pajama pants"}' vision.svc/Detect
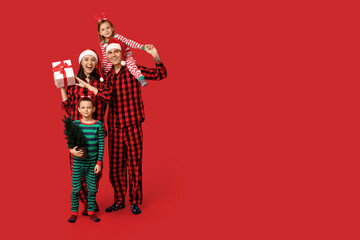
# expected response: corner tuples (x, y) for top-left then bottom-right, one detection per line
(71, 159), (97, 212)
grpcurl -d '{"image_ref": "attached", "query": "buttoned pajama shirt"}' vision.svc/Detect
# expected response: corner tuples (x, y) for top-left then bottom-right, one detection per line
(99, 62), (167, 205)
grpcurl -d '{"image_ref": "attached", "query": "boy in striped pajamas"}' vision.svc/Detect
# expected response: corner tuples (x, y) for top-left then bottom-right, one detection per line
(67, 96), (104, 223)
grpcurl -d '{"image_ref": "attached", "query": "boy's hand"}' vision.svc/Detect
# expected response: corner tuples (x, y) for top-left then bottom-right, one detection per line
(70, 146), (84, 158)
(94, 164), (102, 174)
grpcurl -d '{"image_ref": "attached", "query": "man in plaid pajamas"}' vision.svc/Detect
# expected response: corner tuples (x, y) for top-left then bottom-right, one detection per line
(98, 38), (167, 214)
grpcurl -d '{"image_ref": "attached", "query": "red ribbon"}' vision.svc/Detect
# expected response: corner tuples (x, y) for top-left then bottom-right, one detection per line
(53, 61), (72, 88)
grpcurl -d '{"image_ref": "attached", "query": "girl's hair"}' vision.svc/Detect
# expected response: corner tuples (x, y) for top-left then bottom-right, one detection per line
(97, 20), (116, 43)
(77, 64), (100, 81)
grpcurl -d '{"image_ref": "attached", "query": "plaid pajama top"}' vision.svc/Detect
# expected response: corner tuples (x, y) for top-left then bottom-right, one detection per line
(99, 62), (167, 128)
(61, 78), (108, 124)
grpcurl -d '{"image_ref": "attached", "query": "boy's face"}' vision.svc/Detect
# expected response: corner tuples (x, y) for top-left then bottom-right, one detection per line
(99, 21), (113, 39)
(78, 100), (95, 118)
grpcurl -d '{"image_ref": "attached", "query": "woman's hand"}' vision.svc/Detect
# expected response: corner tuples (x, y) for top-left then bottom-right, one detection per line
(75, 76), (89, 88)
(94, 164), (102, 174)
(70, 146), (84, 158)
(75, 76), (98, 95)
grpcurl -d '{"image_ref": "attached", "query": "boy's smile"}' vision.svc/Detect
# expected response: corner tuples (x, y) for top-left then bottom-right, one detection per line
(78, 100), (95, 119)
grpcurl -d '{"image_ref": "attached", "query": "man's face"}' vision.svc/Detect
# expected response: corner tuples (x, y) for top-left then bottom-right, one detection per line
(107, 49), (122, 66)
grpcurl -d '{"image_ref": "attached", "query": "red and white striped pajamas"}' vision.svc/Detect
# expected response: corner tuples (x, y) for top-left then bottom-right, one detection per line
(98, 62), (167, 205)
(100, 34), (144, 80)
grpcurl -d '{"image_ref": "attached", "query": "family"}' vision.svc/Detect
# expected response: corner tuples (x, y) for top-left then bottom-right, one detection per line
(58, 14), (167, 223)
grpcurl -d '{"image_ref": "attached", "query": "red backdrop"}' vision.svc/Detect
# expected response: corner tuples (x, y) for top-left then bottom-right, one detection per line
(0, 0), (359, 239)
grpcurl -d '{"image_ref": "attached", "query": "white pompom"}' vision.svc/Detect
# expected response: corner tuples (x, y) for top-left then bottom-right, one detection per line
(121, 61), (126, 66)
(100, 77), (104, 82)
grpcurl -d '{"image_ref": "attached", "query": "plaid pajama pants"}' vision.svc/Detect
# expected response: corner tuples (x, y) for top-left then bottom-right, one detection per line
(70, 154), (102, 205)
(108, 123), (143, 205)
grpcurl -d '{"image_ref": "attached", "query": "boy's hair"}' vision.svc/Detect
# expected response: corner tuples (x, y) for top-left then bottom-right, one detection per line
(97, 20), (115, 43)
(78, 97), (94, 107)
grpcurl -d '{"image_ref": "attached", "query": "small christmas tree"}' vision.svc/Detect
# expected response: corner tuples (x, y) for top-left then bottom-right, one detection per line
(63, 116), (88, 159)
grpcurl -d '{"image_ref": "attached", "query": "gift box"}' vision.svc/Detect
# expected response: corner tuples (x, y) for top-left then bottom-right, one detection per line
(52, 60), (76, 88)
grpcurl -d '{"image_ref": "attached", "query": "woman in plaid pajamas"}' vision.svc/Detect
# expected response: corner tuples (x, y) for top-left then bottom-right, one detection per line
(77, 38), (167, 214)
(59, 49), (108, 216)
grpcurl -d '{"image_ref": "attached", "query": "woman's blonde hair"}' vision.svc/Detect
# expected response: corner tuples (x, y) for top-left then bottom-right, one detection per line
(97, 20), (115, 43)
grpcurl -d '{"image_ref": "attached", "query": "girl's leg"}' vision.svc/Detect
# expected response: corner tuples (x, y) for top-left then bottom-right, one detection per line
(125, 51), (148, 87)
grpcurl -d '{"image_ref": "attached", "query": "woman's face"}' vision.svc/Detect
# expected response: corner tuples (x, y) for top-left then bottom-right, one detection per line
(99, 21), (114, 39)
(81, 55), (97, 77)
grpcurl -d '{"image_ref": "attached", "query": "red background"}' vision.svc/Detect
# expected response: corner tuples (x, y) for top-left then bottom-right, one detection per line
(1, 0), (359, 239)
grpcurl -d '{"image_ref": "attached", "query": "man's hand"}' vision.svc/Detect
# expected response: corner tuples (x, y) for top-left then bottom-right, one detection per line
(94, 164), (102, 174)
(70, 146), (84, 158)
(146, 45), (161, 62)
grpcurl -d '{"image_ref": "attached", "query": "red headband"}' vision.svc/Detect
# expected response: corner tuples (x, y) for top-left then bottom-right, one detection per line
(94, 12), (108, 22)
(78, 91), (95, 105)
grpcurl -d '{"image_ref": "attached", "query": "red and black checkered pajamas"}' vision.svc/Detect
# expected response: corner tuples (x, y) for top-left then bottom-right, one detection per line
(61, 77), (108, 205)
(99, 62), (167, 205)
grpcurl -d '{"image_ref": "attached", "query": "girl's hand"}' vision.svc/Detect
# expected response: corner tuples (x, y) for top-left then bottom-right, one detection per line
(70, 146), (84, 158)
(94, 165), (102, 174)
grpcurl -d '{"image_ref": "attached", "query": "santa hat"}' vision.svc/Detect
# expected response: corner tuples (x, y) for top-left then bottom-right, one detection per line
(78, 49), (104, 82)
(106, 38), (126, 66)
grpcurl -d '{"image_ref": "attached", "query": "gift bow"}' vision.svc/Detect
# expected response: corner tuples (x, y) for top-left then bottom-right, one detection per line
(52, 61), (72, 74)
(94, 12), (108, 22)
(53, 61), (72, 88)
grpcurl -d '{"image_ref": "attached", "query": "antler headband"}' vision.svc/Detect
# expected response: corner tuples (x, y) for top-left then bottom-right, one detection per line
(94, 12), (108, 22)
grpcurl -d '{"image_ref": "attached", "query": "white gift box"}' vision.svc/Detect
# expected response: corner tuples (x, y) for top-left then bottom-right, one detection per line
(52, 60), (76, 88)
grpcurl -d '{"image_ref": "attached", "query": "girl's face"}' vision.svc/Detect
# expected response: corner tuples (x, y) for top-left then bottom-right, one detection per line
(99, 22), (114, 39)
(81, 55), (97, 77)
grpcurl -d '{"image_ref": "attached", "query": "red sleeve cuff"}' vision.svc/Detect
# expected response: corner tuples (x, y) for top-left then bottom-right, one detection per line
(96, 161), (102, 166)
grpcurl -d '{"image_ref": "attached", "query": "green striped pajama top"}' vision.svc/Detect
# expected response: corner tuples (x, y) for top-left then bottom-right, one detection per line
(73, 120), (104, 163)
